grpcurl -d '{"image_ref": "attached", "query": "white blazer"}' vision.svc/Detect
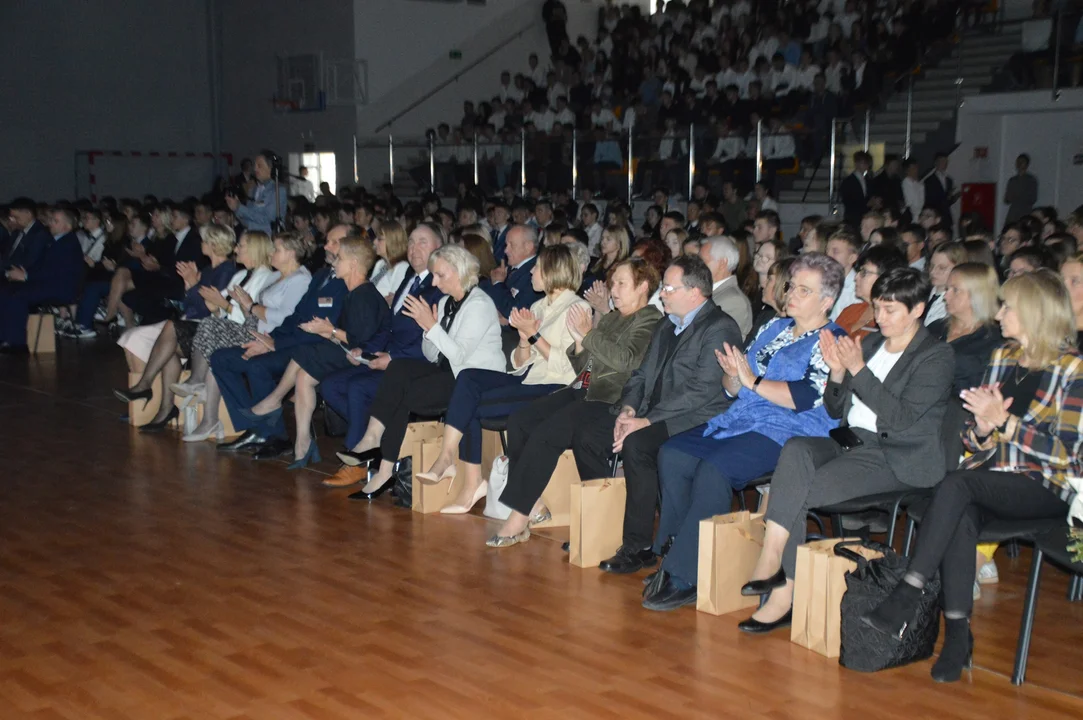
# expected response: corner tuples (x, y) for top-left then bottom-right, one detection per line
(511, 289), (591, 386)
(219, 266), (280, 324)
(422, 289), (506, 377)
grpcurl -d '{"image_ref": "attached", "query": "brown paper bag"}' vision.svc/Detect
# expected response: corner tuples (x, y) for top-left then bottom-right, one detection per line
(791, 538), (884, 657)
(696, 511), (765, 616)
(400, 421), (445, 514)
(532, 450), (581, 528)
(568, 477), (627, 568)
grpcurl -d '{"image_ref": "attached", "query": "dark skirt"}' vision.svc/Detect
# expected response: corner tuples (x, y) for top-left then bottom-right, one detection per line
(174, 319), (201, 358)
(291, 340), (352, 383)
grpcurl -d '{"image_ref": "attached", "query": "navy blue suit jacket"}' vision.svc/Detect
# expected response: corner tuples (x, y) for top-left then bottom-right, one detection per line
(491, 225), (510, 266)
(386, 269), (445, 360)
(25, 232), (84, 303)
(271, 265), (347, 352)
(3, 220), (51, 274)
(485, 255), (543, 318)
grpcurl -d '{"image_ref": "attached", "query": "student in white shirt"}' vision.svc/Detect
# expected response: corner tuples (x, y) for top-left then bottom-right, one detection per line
(902, 159), (926, 222)
(590, 101), (618, 132)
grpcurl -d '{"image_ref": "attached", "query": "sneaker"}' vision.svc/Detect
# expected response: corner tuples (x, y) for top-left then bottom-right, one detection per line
(93, 307), (107, 322)
(977, 559), (999, 585)
(55, 317), (73, 333)
(71, 324), (97, 339)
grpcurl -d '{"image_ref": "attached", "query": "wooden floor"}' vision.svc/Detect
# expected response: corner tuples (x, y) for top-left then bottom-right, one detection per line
(2, 340), (1082, 720)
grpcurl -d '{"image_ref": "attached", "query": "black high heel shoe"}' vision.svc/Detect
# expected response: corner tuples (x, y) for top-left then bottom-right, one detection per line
(931, 618), (974, 683)
(114, 387), (154, 409)
(741, 567), (787, 596)
(138, 406), (179, 433)
(347, 472), (393, 501)
(337, 447), (382, 468)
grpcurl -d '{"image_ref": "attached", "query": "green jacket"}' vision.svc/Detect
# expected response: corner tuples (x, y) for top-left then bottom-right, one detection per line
(568, 304), (662, 404)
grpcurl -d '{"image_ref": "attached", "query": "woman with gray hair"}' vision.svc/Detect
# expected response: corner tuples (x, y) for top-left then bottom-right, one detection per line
(336, 244), (506, 499)
(642, 253), (849, 612)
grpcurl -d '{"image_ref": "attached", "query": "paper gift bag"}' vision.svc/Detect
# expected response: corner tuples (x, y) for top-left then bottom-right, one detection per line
(696, 512), (765, 616)
(532, 450), (581, 528)
(399, 421), (445, 513)
(791, 538), (884, 657)
(568, 477), (627, 568)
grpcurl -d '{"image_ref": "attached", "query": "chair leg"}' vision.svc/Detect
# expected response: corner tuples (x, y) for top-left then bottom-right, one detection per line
(808, 511), (826, 538)
(737, 492), (747, 512)
(886, 498), (904, 552)
(1012, 547), (1044, 685)
(1069, 574), (1082, 603)
(903, 518), (917, 557)
(1007, 539), (1021, 558)
(498, 430), (508, 456)
(32, 313), (44, 355)
(831, 513), (844, 538)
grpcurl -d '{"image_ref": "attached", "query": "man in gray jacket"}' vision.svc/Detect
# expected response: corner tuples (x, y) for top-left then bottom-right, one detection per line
(586, 255), (744, 574)
(699, 235), (752, 337)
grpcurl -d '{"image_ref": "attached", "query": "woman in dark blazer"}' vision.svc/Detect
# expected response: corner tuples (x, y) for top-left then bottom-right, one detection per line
(242, 235), (391, 469)
(738, 268), (955, 634)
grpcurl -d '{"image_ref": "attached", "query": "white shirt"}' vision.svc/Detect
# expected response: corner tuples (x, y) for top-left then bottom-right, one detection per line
(547, 82), (568, 108)
(910, 256), (927, 272)
(768, 64), (798, 95)
(830, 268), (858, 321)
(712, 136), (744, 162)
(847, 345), (905, 432)
(590, 108), (618, 132)
(902, 177), (925, 220)
(584, 222), (603, 256)
(531, 110), (556, 133)
(553, 107), (575, 126)
(766, 133), (796, 160)
(925, 292), (947, 326)
(529, 65), (547, 87)
(795, 64), (821, 91)
(499, 83), (522, 103)
(394, 270), (430, 314)
(374, 259), (410, 298)
(80, 228), (107, 261)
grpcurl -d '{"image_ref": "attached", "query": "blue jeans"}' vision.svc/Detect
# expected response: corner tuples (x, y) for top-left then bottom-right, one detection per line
(654, 430), (782, 586)
(443, 369), (563, 464)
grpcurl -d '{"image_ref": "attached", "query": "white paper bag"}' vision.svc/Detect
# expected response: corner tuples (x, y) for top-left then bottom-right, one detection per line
(484, 456), (512, 520)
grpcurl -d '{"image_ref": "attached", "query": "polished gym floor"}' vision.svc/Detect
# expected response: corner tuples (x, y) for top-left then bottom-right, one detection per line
(1, 342), (1081, 719)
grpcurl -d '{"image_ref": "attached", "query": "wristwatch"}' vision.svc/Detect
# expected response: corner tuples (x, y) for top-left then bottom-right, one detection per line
(528, 332), (542, 345)
(753, 375), (764, 390)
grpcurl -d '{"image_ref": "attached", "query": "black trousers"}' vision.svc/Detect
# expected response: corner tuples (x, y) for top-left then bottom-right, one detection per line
(369, 358), (455, 460)
(908, 469), (1069, 615)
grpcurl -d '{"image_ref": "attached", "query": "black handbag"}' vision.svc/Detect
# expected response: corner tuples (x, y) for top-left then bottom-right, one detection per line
(391, 457), (413, 509)
(834, 540), (941, 672)
(320, 399), (348, 438)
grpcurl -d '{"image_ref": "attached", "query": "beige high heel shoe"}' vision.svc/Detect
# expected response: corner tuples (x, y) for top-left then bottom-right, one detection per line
(415, 464), (457, 485)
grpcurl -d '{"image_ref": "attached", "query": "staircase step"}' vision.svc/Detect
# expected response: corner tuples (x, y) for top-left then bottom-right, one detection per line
(874, 121), (943, 134)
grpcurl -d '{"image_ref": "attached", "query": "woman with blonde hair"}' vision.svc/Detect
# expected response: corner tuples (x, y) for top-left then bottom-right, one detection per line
(925, 241), (968, 325)
(416, 244), (590, 512)
(663, 227), (688, 259)
(865, 269), (1083, 683)
(372, 220), (410, 300)
(590, 224), (630, 277)
(242, 235), (392, 469)
(927, 262), (1002, 391)
(176, 231), (313, 441)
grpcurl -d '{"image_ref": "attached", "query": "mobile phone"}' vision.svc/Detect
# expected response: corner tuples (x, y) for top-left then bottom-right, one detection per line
(829, 426), (864, 451)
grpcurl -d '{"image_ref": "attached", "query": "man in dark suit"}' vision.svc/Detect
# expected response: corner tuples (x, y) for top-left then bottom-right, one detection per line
(212, 225), (351, 456)
(583, 255), (742, 580)
(803, 74), (838, 162)
(120, 202), (208, 323)
(484, 224), (543, 319)
(871, 154), (904, 215)
(0, 207), (84, 353)
(840, 150), (872, 229)
(489, 201), (512, 265)
(317, 222), (446, 488)
(924, 151), (957, 221)
(3, 197), (51, 276)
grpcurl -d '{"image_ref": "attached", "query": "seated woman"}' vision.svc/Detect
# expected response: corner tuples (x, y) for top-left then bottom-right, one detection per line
(461, 232), (496, 293)
(242, 235), (391, 469)
(416, 245), (590, 513)
(335, 245), (506, 497)
(834, 244), (907, 340)
(738, 268), (954, 632)
(863, 269), (1082, 683)
(925, 241), (967, 325)
(372, 220), (410, 302)
(177, 231), (311, 442)
(642, 253), (847, 612)
(927, 262), (1002, 391)
(747, 256), (795, 343)
(113, 224), (238, 431)
(489, 257), (662, 546)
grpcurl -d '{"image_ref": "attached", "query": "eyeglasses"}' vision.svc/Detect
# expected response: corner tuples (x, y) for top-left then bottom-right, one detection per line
(857, 268), (880, 279)
(660, 284), (688, 294)
(783, 282), (818, 299)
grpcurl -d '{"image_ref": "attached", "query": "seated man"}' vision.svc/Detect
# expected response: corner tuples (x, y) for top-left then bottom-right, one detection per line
(318, 222), (446, 487)
(0, 207), (83, 353)
(2, 197), (51, 276)
(212, 224), (350, 458)
(589, 255), (743, 574)
(120, 202), (207, 324)
(698, 235), (753, 337)
(485, 224), (545, 357)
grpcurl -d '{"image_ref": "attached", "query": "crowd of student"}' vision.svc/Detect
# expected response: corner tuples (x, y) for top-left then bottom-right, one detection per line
(4, 138), (1083, 684)
(416, 0), (965, 197)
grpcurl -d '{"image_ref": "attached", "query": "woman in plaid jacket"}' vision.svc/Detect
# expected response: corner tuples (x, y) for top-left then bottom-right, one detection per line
(864, 269), (1081, 683)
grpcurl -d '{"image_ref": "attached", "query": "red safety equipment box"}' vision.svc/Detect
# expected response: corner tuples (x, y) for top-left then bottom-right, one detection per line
(961, 182), (996, 232)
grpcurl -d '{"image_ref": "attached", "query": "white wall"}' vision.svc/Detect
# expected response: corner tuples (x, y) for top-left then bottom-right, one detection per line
(0, 0), (213, 201)
(955, 90), (1083, 230)
(219, 0), (359, 189)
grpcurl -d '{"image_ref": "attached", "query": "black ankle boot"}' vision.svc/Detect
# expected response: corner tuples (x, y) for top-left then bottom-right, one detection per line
(931, 618), (973, 683)
(861, 582), (924, 639)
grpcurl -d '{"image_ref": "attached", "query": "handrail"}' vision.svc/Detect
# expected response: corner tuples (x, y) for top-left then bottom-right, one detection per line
(374, 20), (539, 133)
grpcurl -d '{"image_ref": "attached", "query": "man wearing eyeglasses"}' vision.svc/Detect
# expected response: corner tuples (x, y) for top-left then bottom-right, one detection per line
(593, 255), (744, 575)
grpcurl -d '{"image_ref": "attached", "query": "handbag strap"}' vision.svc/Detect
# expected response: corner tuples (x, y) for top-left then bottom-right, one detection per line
(833, 538), (895, 569)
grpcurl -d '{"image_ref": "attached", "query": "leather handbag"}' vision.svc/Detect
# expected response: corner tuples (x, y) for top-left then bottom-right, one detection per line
(835, 540), (941, 672)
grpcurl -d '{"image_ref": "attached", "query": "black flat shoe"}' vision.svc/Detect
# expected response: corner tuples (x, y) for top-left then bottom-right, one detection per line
(347, 476), (393, 501)
(599, 545), (658, 574)
(251, 438), (292, 460)
(738, 609), (793, 634)
(217, 430), (266, 452)
(741, 567), (787, 596)
(114, 387), (154, 408)
(138, 406), (179, 433)
(337, 447), (383, 467)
